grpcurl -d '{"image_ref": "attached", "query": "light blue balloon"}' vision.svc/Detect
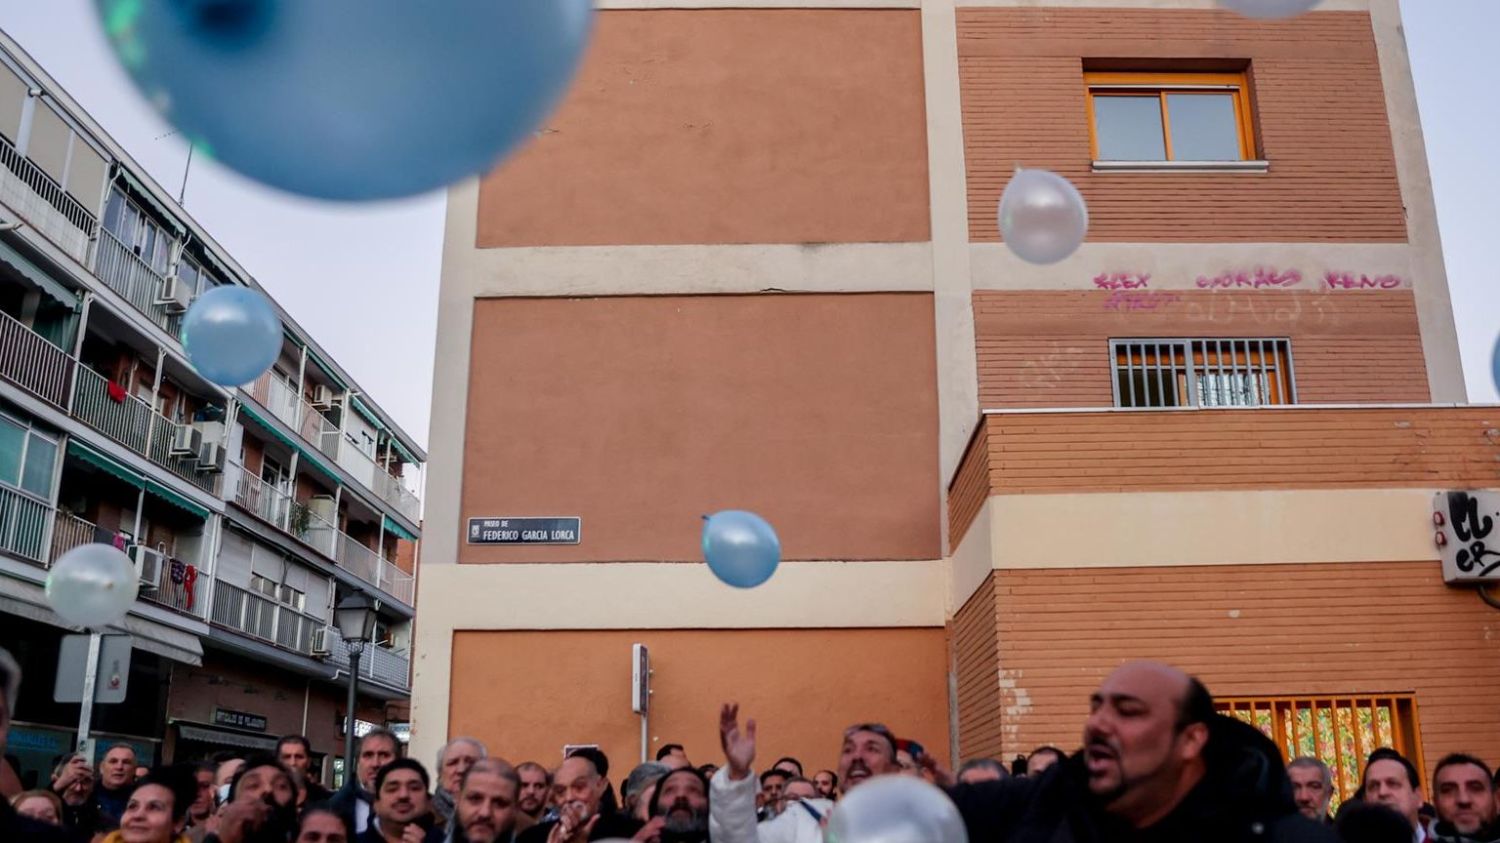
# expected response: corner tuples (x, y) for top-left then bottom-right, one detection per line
(1492, 335), (1500, 396)
(95, 0), (595, 200)
(181, 285), (282, 386)
(702, 510), (781, 589)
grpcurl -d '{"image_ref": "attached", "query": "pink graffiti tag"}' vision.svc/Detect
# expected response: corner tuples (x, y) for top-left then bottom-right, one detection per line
(1195, 268), (1304, 290)
(1323, 272), (1406, 290)
(1093, 272), (1151, 291)
(1105, 291), (1181, 312)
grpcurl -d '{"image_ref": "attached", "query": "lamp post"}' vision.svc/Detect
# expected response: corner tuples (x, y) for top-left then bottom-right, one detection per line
(334, 593), (377, 783)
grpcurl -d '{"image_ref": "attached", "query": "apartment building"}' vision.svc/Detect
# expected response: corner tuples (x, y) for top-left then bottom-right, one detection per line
(0, 30), (424, 788)
(411, 0), (1493, 805)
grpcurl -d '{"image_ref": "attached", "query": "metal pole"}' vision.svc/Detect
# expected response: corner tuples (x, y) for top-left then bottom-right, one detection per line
(640, 710), (648, 765)
(75, 631), (102, 760)
(343, 644), (363, 782)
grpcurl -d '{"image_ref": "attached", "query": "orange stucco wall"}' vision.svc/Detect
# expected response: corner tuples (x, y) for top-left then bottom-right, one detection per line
(449, 628), (950, 774)
(459, 294), (941, 563)
(475, 9), (930, 247)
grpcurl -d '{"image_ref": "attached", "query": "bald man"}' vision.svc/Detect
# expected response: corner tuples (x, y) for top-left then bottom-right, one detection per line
(949, 661), (1338, 843)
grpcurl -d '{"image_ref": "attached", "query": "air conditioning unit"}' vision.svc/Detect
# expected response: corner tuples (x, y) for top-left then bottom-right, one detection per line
(129, 545), (164, 591)
(309, 384), (336, 410)
(310, 626), (332, 657)
(154, 274), (194, 314)
(196, 440), (226, 474)
(169, 424), (204, 458)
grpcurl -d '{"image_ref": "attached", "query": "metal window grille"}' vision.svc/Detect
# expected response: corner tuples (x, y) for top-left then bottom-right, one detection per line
(1111, 338), (1294, 408)
(1217, 695), (1423, 813)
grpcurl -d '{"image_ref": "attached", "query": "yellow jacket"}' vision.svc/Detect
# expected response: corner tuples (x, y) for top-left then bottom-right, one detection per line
(101, 831), (192, 843)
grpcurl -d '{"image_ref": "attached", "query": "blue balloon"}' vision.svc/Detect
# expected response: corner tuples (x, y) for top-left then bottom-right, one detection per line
(702, 510), (781, 589)
(181, 286), (282, 386)
(95, 0), (595, 200)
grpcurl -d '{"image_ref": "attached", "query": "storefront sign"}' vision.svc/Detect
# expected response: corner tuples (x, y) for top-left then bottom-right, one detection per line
(1434, 491), (1500, 583)
(467, 517), (581, 545)
(213, 708), (268, 732)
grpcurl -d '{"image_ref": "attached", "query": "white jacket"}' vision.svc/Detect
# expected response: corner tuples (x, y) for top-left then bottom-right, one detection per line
(708, 768), (834, 843)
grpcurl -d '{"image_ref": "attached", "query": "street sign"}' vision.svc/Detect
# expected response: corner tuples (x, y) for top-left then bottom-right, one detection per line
(213, 708), (268, 732)
(467, 517), (581, 545)
(631, 643), (650, 714)
(54, 634), (131, 704)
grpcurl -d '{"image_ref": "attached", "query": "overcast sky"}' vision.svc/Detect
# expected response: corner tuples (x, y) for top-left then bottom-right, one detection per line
(0, 1), (1495, 449)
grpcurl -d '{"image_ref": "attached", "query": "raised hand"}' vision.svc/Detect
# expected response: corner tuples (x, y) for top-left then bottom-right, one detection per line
(719, 702), (757, 780)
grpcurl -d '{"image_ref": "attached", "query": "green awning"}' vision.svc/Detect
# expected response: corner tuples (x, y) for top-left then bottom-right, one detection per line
(307, 353), (347, 391)
(382, 515), (418, 542)
(390, 439), (420, 466)
(67, 439), (141, 488)
(0, 240), (79, 310)
(145, 478), (208, 519)
(67, 440), (210, 519)
(118, 169), (186, 235)
(351, 397), (384, 432)
(239, 404), (340, 485)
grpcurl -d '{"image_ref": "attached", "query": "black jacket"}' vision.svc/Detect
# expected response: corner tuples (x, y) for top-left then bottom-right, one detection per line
(949, 716), (1340, 843)
(516, 812), (642, 843)
(1432, 823), (1500, 843)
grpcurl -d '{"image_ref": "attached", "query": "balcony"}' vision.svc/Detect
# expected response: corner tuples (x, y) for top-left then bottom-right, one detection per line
(0, 307), (72, 408)
(49, 511), (208, 617)
(92, 227), (179, 335)
(338, 437), (420, 524)
(71, 365), (217, 493)
(228, 466), (412, 605)
(210, 580), (321, 654)
(323, 627), (410, 690)
(0, 135), (95, 264)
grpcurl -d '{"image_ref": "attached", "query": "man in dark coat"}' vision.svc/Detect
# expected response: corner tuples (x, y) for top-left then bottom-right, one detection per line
(948, 661), (1338, 843)
(515, 754), (640, 843)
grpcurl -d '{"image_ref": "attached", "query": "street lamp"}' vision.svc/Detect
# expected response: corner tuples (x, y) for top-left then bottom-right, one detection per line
(334, 593), (377, 781)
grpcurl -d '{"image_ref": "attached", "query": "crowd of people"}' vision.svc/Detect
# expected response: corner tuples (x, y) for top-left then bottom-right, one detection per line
(3, 648), (1497, 843)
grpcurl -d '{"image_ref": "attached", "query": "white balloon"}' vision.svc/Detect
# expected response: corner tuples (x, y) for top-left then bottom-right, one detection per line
(824, 775), (968, 843)
(998, 169), (1089, 265)
(1218, 0), (1323, 19)
(45, 544), (139, 628)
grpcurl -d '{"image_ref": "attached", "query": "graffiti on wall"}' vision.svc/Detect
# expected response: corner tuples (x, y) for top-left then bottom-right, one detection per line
(1093, 272), (1151, 290)
(1195, 268), (1304, 290)
(1323, 271), (1408, 290)
(1104, 291), (1181, 312)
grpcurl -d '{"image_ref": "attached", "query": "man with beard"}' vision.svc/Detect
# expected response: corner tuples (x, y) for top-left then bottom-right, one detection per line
(636, 767), (710, 843)
(948, 661), (1337, 843)
(445, 759), (521, 843)
(433, 739), (488, 828)
(205, 755), (298, 843)
(708, 703), (865, 843)
(358, 759), (443, 843)
(515, 754), (640, 843)
(1431, 755), (1499, 843)
(514, 764), (550, 824)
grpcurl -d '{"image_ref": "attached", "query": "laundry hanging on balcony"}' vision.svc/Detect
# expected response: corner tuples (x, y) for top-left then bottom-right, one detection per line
(106, 381), (127, 403)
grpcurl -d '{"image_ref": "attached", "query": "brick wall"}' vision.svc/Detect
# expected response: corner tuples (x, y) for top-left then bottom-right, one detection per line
(973, 291), (1429, 409)
(964, 563), (1500, 773)
(959, 9), (1407, 243)
(952, 574), (1003, 761)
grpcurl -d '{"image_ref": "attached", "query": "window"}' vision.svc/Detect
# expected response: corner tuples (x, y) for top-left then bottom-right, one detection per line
(1218, 695), (1423, 812)
(0, 414), (58, 499)
(102, 187), (174, 273)
(1112, 339), (1293, 408)
(1086, 72), (1255, 163)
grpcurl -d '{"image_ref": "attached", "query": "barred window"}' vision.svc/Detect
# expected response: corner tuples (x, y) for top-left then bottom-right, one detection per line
(1111, 339), (1294, 408)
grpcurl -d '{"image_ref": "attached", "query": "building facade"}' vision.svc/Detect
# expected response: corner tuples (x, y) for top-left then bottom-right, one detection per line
(0, 31), (424, 789)
(412, 0), (1488, 804)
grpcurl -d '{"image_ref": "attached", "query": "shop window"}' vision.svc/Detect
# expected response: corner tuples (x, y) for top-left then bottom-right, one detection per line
(1218, 694), (1423, 812)
(1112, 339), (1293, 408)
(1086, 71), (1256, 163)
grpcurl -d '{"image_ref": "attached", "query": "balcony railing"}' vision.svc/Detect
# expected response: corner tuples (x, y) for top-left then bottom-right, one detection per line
(93, 227), (179, 335)
(0, 484), (51, 564)
(49, 510), (94, 565)
(72, 365), (219, 494)
(0, 134), (96, 263)
(373, 470), (421, 524)
(0, 307), (72, 408)
(323, 627), (410, 690)
(247, 371), (301, 431)
(228, 466), (411, 605)
(47, 511), (206, 616)
(210, 580), (320, 655)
